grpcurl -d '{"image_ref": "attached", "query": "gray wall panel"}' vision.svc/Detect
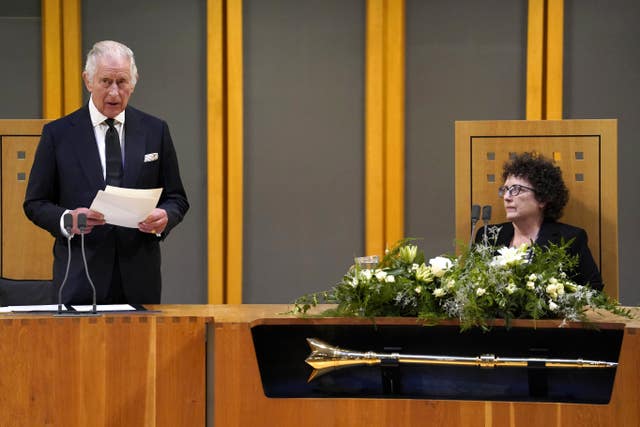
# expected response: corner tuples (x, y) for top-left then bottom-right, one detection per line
(83, 0), (207, 303)
(564, 0), (640, 305)
(406, 0), (526, 258)
(0, 0), (41, 119)
(243, 0), (365, 303)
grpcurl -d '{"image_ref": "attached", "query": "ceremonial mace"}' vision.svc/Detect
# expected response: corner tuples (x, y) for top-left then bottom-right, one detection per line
(304, 338), (617, 382)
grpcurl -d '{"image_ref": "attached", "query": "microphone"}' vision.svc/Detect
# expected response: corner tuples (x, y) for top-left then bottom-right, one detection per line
(481, 205), (492, 242)
(77, 214), (98, 314)
(469, 204), (481, 246)
(57, 213), (74, 314)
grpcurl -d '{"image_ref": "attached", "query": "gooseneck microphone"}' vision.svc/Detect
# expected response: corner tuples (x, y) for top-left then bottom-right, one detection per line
(469, 205), (481, 246)
(481, 205), (492, 242)
(77, 213), (98, 314)
(57, 213), (74, 314)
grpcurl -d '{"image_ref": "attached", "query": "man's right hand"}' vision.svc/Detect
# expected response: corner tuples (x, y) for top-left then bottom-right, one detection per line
(70, 207), (105, 234)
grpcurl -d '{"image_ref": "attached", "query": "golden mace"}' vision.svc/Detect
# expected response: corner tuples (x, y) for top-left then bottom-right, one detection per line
(304, 337), (618, 382)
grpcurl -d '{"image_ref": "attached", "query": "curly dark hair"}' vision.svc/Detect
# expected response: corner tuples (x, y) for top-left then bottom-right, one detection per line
(502, 152), (569, 221)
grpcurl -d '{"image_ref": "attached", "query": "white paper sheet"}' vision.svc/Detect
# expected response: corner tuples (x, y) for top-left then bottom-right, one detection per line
(90, 186), (162, 228)
(72, 304), (137, 312)
(7, 304), (66, 312)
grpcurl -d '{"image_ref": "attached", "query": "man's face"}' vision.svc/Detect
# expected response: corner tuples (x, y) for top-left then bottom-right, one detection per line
(83, 54), (135, 118)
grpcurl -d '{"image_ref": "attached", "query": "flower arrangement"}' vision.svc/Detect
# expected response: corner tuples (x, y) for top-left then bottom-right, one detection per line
(292, 227), (630, 330)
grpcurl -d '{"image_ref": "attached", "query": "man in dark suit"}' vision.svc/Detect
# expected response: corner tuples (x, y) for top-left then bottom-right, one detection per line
(24, 40), (189, 305)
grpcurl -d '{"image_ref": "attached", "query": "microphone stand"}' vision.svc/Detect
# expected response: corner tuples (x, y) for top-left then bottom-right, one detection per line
(78, 213), (98, 315)
(57, 213), (73, 314)
(481, 205), (492, 243)
(469, 205), (481, 247)
(55, 213), (101, 317)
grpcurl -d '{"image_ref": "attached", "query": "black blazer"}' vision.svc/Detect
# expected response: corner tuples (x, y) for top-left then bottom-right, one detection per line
(475, 221), (603, 291)
(24, 105), (189, 304)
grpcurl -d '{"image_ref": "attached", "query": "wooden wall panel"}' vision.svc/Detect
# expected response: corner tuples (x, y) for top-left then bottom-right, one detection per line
(0, 119), (52, 281)
(2, 136), (53, 279)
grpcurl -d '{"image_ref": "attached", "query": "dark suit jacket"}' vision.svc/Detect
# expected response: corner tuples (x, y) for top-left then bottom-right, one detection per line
(24, 105), (189, 304)
(475, 221), (603, 291)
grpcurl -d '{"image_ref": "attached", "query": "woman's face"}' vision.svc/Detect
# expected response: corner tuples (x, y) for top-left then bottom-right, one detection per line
(502, 175), (546, 223)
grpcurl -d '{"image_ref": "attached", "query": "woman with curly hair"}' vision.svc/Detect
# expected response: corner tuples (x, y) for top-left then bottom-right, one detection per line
(476, 152), (603, 290)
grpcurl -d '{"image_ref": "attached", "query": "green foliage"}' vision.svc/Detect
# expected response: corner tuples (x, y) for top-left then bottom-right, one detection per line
(291, 229), (631, 329)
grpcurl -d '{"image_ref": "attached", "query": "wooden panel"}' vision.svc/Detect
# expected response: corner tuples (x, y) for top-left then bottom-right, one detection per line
(211, 306), (640, 427)
(455, 120), (618, 297)
(0, 120), (52, 281)
(2, 136), (54, 279)
(0, 315), (207, 427)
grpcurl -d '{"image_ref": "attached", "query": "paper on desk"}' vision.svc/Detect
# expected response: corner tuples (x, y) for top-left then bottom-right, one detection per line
(90, 186), (162, 228)
(73, 304), (136, 312)
(8, 304), (66, 312)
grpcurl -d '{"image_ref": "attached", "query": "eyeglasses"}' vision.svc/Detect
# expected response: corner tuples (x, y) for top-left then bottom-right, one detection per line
(498, 184), (536, 197)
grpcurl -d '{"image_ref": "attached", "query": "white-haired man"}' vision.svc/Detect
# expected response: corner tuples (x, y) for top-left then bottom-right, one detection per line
(24, 40), (189, 304)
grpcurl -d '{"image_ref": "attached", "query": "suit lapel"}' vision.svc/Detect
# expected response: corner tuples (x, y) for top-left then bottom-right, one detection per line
(123, 107), (146, 188)
(70, 107), (105, 190)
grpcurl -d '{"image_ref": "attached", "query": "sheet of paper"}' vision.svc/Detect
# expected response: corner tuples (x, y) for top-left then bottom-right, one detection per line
(90, 186), (162, 228)
(8, 305), (66, 312)
(72, 304), (137, 312)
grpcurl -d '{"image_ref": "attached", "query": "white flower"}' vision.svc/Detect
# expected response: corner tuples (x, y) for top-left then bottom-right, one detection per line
(429, 256), (452, 277)
(548, 300), (558, 311)
(375, 270), (387, 281)
(476, 287), (486, 296)
(549, 277), (558, 284)
(491, 245), (528, 267)
(433, 288), (446, 297)
(411, 263), (419, 272)
(506, 283), (517, 294)
(526, 281), (535, 290)
(399, 245), (418, 263)
(546, 283), (558, 300)
(445, 279), (456, 289)
(359, 269), (373, 281)
(528, 273), (537, 281)
(415, 286), (422, 294)
(385, 275), (395, 283)
(349, 277), (358, 288)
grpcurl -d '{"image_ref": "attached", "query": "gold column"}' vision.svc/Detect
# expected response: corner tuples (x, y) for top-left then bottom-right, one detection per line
(207, 0), (244, 303)
(42, 0), (82, 119)
(526, 0), (564, 120)
(365, 0), (405, 257)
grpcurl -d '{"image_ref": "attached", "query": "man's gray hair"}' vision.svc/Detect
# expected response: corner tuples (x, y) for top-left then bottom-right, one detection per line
(84, 40), (138, 86)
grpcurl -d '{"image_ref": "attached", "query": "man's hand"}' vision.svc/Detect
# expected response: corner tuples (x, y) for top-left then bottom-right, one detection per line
(71, 207), (105, 234)
(138, 208), (168, 235)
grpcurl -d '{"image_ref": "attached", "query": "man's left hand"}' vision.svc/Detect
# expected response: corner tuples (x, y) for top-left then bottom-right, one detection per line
(139, 208), (168, 235)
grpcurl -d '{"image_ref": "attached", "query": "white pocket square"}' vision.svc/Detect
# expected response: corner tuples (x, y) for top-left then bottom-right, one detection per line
(144, 153), (159, 162)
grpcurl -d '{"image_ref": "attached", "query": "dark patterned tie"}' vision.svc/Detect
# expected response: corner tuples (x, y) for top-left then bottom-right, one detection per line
(104, 118), (123, 186)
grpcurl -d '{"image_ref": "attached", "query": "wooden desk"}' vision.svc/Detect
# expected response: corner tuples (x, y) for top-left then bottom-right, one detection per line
(1, 305), (637, 426)
(210, 305), (640, 427)
(0, 308), (210, 427)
